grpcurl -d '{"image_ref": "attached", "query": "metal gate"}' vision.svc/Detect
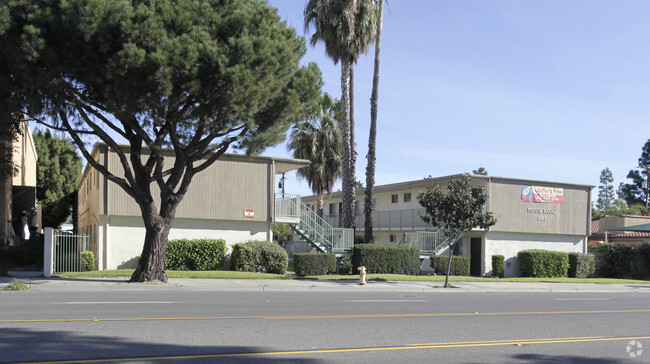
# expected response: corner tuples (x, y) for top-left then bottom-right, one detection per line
(53, 231), (91, 273)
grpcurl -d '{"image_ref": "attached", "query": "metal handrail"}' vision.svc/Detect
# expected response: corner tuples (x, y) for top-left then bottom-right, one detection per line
(275, 195), (353, 252)
(403, 231), (451, 255)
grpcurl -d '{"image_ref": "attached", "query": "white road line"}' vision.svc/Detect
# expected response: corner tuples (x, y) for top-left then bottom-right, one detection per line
(555, 298), (611, 301)
(350, 300), (429, 303)
(52, 301), (176, 304)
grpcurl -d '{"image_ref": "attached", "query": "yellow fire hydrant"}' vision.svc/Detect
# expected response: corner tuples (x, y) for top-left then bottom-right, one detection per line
(358, 266), (367, 285)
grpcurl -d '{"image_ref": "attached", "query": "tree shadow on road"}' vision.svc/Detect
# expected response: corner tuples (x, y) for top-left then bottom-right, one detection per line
(0, 327), (324, 363)
(510, 353), (632, 363)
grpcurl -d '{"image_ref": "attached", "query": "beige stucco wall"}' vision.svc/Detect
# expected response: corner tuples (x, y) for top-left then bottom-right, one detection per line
(77, 144), (308, 270)
(1, 121), (37, 241)
(101, 215), (270, 270)
(487, 179), (590, 236)
(11, 121), (37, 188)
(596, 215), (650, 233)
(484, 232), (585, 277)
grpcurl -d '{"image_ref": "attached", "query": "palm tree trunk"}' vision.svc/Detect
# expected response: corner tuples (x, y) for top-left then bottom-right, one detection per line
(340, 58), (355, 229)
(364, 0), (383, 244)
(317, 191), (324, 219)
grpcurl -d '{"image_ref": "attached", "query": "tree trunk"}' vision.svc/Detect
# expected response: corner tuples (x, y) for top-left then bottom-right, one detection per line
(364, 0), (383, 244)
(130, 196), (180, 283)
(130, 216), (171, 282)
(340, 58), (355, 229)
(317, 191), (324, 219)
(444, 242), (454, 288)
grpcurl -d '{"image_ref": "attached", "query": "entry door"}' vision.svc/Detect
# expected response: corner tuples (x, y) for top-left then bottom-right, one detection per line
(470, 238), (482, 276)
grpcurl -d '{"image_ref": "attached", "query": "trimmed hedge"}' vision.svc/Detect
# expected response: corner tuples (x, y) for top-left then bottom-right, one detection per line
(338, 256), (353, 275)
(293, 253), (336, 276)
(591, 243), (649, 278)
(230, 240), (288, 274)
(640, 243), (650, 277)
(430, 255), (470, 276)
(353, 244), (420, 275)
(166, 238), (226, 271)
(491, 255), (504, 278)
(517, 249), (569, 278)
(567, 252), (595, 278)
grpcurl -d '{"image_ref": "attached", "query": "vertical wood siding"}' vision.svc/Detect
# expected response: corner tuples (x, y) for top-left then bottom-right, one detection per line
(104, 149), (270, 221)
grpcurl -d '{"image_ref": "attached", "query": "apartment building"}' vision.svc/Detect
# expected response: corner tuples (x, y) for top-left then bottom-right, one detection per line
(1, 120), (38, 243)
(77, 143), (307, 270)
(302, 175), (592, 277)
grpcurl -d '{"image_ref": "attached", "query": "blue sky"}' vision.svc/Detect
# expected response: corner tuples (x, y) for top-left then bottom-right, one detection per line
(265, 0), (650, 197)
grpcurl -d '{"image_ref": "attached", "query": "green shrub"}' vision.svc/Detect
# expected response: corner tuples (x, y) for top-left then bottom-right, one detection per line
(430, 255), (470, 276)
(293, 253), (336, 276)
(338, 256), (353, 275)
(567, 252), (595, 278)
(80, 251), (96, 271)
(353, 244), (420, 275)
(517, 250), (569, 278)
(0, 240), (43, 269)
(491, 255), (504, 278)
(166, 239), (226, 271)
(593, 243), (644, 278)
(640, 242), (650, 278)
(354, 235), (366, 245)
(230, 240), (288, 274)
(3, 278), (28, 291)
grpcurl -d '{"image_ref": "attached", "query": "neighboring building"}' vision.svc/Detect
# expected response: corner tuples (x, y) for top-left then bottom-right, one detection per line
(1, 119), (38, 243)
(302, 175), (592, 277)
(77, 143), (307, 270)
(590, 215), (650, 246)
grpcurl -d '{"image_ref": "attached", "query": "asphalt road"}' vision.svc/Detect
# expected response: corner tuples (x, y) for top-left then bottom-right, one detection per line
(1, 290), (649, 363)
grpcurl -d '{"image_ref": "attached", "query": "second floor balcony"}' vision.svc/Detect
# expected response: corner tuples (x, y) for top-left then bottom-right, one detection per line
(322, 208), (432, 231)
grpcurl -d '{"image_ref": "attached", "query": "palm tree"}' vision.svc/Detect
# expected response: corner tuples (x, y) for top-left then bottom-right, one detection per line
(364, 0), (384, 243)
(304, 0), (377, 229)
(288, 93), (342, 218)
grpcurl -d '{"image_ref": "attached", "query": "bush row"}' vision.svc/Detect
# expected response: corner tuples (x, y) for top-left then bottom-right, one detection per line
(517, 249), (569, 278)
(430, 255), (470, 276)
(293, 253), (336, 276)
(166, 239), (226, 271)
(492, 255), (504, 278)
(590, 243), (650, 278)
(567, 252), (595, 278)
(353, 244), (421, 275)
(230, 240), (288, 274)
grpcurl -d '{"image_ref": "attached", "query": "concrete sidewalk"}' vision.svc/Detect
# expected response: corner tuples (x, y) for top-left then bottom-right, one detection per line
(1, 276), (650, 293)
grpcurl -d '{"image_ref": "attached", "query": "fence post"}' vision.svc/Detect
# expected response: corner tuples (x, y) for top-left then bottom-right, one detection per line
(43, 227), (54, 278)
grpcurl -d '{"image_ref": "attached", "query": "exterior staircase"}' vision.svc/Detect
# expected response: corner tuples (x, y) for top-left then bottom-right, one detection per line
(402, 231), (460, 257)
(275, 195), (353, 255)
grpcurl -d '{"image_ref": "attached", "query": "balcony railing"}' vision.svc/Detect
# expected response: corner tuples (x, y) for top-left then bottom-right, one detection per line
(320, 208), (430, 231)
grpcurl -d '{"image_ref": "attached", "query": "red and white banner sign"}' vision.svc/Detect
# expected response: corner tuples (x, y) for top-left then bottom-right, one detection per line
(521, 185), (563, 203)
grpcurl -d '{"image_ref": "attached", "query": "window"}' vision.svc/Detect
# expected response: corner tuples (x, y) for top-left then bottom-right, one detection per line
(391, 194), (398, 203)
(404, 193), (411, 203)
(389, 234), (396, 242)
(329, 203), (336, 216)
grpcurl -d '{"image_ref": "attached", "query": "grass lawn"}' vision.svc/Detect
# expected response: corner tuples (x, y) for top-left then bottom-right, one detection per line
(53, 270), (650, 284)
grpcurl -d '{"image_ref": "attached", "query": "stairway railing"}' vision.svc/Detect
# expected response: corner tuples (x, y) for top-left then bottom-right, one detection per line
(275, 195), (353, 252)
(402, 231), (452, 255)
